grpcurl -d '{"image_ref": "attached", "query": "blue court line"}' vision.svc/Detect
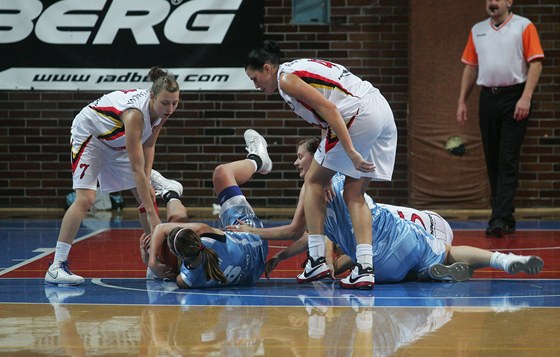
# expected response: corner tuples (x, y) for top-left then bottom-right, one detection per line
(2, 278), (559, 309)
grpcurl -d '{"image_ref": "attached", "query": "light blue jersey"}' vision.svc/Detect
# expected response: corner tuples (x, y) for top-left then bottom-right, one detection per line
(325, 173), (446, 283)
(180, 195), (268, 288)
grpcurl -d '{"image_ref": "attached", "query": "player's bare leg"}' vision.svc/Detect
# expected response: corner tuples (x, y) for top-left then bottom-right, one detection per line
(45, 189), (94, 285)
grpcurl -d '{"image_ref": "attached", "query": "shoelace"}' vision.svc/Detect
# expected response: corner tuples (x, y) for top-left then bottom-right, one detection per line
(246, 138), (261, 153)
(60, 261), (74, 275)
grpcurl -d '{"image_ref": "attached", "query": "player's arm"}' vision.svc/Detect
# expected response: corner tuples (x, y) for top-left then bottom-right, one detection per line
(226, 184), (308, 240)
(139, 233), (151, 265)
(122, 109), (161, 231)
(142, 118), (166, 177)
(147, 223), (172, 279)
(279, 73), (374, 172)
(333, 254), (354, 276)
(264, 234), (309, 278)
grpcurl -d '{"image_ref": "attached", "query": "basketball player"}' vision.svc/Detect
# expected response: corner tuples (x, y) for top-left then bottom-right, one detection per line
(45, 67), (181, 286)
(145, 129), (273, 288)
(228, 136), (544, 286)
(245, 40), (398, 289)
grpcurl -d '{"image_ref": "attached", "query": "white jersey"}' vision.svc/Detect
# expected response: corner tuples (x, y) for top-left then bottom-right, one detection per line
(69, 89), (162, 193)
(279, 59), (397, 181)
(461, 13), (544, 87)
(278, 59), (378, 127)
(71, 89), (161, 150)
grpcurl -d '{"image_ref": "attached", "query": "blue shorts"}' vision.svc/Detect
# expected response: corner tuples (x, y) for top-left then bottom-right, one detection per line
(219, 195), (264, 230)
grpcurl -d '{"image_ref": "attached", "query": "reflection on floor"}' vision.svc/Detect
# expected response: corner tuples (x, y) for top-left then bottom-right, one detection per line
(1, 217), (559, 355)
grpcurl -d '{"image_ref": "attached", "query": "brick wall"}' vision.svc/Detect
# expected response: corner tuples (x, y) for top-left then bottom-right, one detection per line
(0, 0), (558, 211)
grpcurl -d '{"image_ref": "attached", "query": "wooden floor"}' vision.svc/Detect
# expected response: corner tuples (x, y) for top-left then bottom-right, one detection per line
(1, 214), (559, 356)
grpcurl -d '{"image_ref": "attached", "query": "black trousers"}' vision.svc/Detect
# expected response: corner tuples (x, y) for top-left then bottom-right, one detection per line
(478, 83), (528, 226)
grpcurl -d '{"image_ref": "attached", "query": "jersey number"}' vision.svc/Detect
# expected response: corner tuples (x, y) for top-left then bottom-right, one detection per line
(78, 163), (90, 179)
(223, 265), (242, 282)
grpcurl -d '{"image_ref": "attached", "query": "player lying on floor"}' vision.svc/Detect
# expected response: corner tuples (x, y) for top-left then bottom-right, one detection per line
(227, 137), (545, 288)
(140, 129), (275, 288)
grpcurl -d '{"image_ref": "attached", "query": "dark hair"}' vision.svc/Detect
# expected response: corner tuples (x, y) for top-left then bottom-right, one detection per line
(297, 137), (321, 155)
(148, 66), (179, 95)
(245, 40), (282, 70)
(167, 227), (227, 284)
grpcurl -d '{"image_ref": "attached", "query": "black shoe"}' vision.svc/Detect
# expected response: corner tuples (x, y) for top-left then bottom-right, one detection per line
(503, 217), (516, 234)
(485, 219), (506, 238)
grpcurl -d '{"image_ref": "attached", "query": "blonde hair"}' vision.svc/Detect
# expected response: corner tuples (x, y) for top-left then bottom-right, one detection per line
(148, 67), (179, 95)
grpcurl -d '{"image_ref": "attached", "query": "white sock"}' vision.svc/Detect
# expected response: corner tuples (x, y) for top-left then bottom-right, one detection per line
(308, 234), (325, 260)
(356, 244), (373, 269)
(308, 315), (326, 339)
(490, 252), (510, 271)
(53, 305), (71, 321)
(247, 159), (258, 172)
(54, 241), (72, 264)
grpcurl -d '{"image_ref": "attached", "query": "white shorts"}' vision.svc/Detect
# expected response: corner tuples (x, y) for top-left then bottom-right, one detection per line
(314, 92), (397, 180)
(379, 204), (454, 245)
(70, 131), (136, 194)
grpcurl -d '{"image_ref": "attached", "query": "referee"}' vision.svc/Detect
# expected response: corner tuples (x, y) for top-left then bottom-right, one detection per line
(456, 0), (544, 237)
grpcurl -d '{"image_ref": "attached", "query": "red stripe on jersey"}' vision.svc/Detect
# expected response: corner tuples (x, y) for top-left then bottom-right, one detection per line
(293, 70), (356, 97)
(71, 135), (92, 173)
(89, 106), (123, 122)
(98, 127), (125, 141)
(89, 105), (126, 141)
(324, 110), (358, 153)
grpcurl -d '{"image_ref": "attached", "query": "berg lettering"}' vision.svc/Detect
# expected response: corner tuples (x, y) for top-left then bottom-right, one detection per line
(0, 0), (242, 44)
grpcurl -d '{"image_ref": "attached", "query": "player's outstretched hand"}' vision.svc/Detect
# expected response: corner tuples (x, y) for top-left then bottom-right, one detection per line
(225, 219), (252, 233)
(264, 255), (281, 279)
(139, 233), (151, 265)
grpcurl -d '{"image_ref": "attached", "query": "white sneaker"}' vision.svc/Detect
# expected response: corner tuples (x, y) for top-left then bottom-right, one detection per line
(339, 264), (375, 290)
(244, 129), (272, 174)
(146, 267), (158, 279)
(150, 170), (183, 198)
(45, 261), (85, 286)
(296, 256), (332, 283)
(504, 253), (544, 275)
(44, 285), (85, 304)
(427, 262), (474, 282)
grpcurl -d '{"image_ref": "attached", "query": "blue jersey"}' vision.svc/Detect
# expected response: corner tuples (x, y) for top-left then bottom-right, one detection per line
(180, 194), (268, 288)
(324, 174), (445, 283)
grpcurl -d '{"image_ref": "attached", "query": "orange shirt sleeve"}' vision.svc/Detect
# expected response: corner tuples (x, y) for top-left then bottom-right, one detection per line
(522, 22), (545, 62)
(461, 31), (478, 66)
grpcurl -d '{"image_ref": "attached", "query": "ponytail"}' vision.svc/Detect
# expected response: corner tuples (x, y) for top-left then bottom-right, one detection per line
(168, 227), (227, 284)
(201, 248), (227, 284)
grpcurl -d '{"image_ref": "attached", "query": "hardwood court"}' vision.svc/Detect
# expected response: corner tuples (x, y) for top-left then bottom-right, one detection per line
(1, 215), (559, 356)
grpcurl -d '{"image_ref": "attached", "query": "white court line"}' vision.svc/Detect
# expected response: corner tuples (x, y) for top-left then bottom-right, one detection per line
(91, 278), (560, 302)
(92, 278), (312, 300)
(500, 246), (560, 252)
(0, 228), (110, 276)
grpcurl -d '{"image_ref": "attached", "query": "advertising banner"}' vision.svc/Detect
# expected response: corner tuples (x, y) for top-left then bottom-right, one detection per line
(0, 0), (263, 90)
